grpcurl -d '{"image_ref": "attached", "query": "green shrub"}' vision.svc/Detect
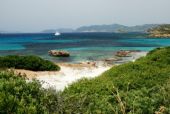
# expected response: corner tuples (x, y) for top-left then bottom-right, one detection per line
(0, 71), (63, 114)
(62, 47), (170, 113)
(0, 55), (60, 71)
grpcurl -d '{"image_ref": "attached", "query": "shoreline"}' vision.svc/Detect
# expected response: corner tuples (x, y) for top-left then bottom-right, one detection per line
(14, 51), (148, 91)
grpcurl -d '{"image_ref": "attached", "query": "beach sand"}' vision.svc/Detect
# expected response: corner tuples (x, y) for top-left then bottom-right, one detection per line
(14, 51), (147, 91)
(14, 61), (111, 91)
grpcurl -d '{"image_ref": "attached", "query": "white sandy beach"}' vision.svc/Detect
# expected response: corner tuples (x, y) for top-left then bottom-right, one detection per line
(14, 51), (147, 91)
(37, 64), (111, 91)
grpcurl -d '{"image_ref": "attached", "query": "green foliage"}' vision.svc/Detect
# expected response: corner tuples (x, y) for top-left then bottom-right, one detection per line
(0, 55), (60, 71)
(61, 47), (170, 113)
(0, 71), (63, 114)
(1, 47), (170, 113)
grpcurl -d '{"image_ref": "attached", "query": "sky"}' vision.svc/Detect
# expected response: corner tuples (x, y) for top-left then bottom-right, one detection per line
(0, 0), (170, 32)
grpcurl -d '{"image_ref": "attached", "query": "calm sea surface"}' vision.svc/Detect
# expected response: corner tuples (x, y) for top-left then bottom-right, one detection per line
(0, 32), (170, 63)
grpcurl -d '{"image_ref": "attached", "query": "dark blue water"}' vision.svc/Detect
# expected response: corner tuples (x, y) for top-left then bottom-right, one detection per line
(0, 32), (170, 63)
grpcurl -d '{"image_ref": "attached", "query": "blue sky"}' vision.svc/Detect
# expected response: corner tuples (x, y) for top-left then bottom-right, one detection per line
(0, 0), (170, 32)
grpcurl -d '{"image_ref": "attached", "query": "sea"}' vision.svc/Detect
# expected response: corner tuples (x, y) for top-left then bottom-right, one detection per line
(0, 32), (170, 63)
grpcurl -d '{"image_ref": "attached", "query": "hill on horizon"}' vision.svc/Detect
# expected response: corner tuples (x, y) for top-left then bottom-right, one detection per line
(41, 24), (159, 33)
(0, 24), (161, 33)
(76, 24), (159, 33)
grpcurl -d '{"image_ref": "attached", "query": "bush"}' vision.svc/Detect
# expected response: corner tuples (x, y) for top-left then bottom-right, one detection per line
(1, 47), (170, 113)
(0, 71), (63, 114)
(0, 55), (60, 71)
(61, 47), (170, 113)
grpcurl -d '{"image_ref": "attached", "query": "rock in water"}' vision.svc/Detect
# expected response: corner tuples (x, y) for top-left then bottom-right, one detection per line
(104, 57), (122, 62)
(116, 50), (131, 57)
(48, 50), (70, 57)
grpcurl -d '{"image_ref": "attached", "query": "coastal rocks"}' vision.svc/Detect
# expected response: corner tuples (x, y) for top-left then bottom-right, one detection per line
(79, 61), (96, 67)
(48, 50), (70, 57)
(104, 57), (121, 62)
(116, 50), (132, 57)
(149, 34), (170, 38)
(148, 24), (170, 38)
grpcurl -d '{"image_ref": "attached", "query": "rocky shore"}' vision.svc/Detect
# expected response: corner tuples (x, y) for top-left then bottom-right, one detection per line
(149, 33), (170, 38)
(148, 24), (170, 38)
(48, 50), (70, 57)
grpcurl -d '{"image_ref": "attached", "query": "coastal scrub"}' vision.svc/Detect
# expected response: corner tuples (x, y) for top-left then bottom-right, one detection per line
(62, 47), (170, 113)
(0, 71), (61, 113)
(0, 55), (60, 71)
(0, 47), (170, 113)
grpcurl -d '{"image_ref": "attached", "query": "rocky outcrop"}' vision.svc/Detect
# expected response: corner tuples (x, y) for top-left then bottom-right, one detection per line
(104, 58), (121, 62)
(149, 33), (170, 38)
(116, 50), (132, 57)
(148, 24), (170, 38)
(79, 61), (96, 67)
(48, 50), (70, 57)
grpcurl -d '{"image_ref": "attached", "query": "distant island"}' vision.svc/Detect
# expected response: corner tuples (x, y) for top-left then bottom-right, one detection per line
(148, 24), (170, 38)
(41, 28), (75, 33)
(41, 24), (170, 38)
(41, 24), (159, 33)
(76, 24), (159, 33)
(2, 24), (170, 35)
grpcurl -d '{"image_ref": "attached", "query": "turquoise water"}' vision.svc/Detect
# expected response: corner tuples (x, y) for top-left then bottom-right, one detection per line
(0, 44), (25, 50)
(0, 33), (170, 63)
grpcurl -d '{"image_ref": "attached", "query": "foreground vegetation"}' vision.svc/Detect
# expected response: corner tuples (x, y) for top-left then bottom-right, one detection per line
(0, 71), (60, 113)
(0, 55), (60, 71)
(62, 47), (170, 113)
(0, 47), (170, 113)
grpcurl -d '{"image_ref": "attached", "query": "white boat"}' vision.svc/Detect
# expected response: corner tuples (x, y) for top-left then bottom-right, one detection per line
(55, 32), (61, 36)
